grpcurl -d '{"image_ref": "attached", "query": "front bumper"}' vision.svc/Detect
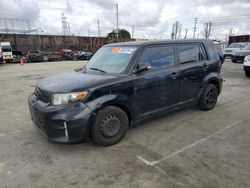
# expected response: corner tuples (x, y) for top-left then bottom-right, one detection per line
(244, 66), (250, 72)
(28, 94), (93, 143)
(234, 55), (245, 62)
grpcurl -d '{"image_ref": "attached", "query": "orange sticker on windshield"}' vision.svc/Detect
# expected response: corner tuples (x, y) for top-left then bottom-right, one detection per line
(111, 48), (120, 54)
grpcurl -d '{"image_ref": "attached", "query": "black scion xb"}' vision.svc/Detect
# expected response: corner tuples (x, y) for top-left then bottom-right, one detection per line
(28, 39), (223, 146)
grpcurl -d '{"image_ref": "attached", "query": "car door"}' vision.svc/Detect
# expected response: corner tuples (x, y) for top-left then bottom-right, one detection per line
(177, 43), (208, 102)
(132, 44), (180, 118)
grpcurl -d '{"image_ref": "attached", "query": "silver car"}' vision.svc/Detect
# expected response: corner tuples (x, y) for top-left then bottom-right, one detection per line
(244, 55), (250, 77)
(233, 45), (250, 63)
(223, 42), (248, 62)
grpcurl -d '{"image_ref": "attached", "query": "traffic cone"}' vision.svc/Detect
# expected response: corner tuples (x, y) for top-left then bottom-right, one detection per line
(20, 58), (24, 65)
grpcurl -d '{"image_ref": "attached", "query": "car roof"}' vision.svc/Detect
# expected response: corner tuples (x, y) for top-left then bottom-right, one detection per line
(105, 39), (213, 47)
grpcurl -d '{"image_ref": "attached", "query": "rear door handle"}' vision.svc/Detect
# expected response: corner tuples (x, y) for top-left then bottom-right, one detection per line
(170, 72), (178, 80)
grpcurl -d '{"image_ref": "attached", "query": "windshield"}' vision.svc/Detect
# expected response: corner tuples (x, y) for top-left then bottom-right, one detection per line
(228, 43), (243, 48)
(2, 47), (11, 52)
(86, 46), (137, 74)
(242, 45), (250, 50)
(13, 51), (22, 56)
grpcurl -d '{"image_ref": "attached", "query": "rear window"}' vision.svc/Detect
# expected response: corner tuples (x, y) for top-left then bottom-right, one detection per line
(178, 44), (207, 64)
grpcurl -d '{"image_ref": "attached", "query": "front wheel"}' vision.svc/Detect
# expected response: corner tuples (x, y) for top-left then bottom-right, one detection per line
(91, 106), (129, 146)
(199, 84), (218, 111)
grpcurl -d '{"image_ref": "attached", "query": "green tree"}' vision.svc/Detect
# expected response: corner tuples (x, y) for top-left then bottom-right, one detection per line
(107, 29), (131, 39)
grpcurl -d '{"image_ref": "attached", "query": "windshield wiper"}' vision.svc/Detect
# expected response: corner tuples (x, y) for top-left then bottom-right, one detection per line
(89, 67), (107, 73)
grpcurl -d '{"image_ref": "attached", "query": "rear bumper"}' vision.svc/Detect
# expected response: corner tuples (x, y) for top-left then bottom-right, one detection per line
(28, 94), (93, 143)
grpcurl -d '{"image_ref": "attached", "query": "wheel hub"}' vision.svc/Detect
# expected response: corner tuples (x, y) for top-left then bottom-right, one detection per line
(206, 88), (217, 105)
(100, 115), (121, 138)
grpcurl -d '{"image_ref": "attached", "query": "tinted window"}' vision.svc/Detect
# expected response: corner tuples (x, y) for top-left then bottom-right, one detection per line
(178, 44), (199, 64)
(138, 45), (175, 69)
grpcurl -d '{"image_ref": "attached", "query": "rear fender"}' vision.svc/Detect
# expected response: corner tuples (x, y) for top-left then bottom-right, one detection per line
(198, 72), (222, 98)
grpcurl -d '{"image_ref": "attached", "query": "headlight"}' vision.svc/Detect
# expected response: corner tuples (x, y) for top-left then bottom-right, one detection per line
(52, 91), (89, 105)
(245, 56), (250, 62)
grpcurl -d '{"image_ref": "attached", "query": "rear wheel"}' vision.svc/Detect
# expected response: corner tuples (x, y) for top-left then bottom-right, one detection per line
(199, 84), (218, 111)
(91, 106), (128, 146)
(245, 71), (250, 77)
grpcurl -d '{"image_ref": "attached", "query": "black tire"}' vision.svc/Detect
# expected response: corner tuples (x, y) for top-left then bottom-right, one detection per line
(231, 59), (237, 63)
(199, 84), (218, 111)
(91, 106), (129, 146)
(245, 71), (250, 77)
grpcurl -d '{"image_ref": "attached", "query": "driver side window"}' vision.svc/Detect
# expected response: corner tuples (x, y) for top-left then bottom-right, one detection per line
(138, 45), (175, 69)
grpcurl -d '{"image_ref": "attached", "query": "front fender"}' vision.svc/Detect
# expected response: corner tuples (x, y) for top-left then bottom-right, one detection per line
(85, 93), (135, 123)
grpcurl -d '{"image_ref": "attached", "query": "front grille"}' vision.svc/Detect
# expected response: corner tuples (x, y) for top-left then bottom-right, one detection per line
(34, 87), (50, 103)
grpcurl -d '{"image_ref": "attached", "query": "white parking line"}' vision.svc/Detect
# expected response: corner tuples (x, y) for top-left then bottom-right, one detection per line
(137, 118), (249, 166)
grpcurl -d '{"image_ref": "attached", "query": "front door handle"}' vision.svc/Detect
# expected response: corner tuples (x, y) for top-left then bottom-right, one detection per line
(170, 72), (178, 80)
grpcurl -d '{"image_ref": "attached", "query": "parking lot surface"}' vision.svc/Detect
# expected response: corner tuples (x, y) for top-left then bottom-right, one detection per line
(0, 60), (250, 188)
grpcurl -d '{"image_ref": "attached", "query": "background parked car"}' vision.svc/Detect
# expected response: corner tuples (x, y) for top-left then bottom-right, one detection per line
(0, 42), (13, 63)
(77, 51), (94, 60)
(12, 51), (23, 63)
(223, 42), (249, 62)
(26, 51), (45, 63)
(233, 45), (250, 63)
(0, 48), (3, 63)
(47, 52), (62, 61)
(61, 49), (74, 60)
(244, 55), (250, 77)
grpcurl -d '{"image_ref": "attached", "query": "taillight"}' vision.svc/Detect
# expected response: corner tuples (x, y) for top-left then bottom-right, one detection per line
(0, 52), (2, 57)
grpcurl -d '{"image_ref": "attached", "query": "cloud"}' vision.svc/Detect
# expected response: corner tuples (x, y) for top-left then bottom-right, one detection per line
(0, 0), (249, 40)
(0, 0), (40, 26)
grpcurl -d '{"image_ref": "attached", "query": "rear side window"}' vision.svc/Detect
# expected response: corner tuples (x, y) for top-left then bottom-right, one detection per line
(178, 44), (207, 64)
(138, 45), (175, 69)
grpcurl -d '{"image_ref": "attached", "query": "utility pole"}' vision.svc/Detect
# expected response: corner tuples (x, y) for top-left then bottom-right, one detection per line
(193, 17), (198, 39)
(116, 4), (119, 39)
(68, 23), (70, 35)
(97, 20), (100, 37)
(184, 28), (188, 39)
(88, 29), (90, 37)
(132, 25), (135, 38)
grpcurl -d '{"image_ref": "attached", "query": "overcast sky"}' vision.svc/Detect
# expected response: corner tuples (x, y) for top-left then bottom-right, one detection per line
(0, 0), (250, 40)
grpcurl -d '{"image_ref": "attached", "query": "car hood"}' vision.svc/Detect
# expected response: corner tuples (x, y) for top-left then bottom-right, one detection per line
(36, 71), (116, 94)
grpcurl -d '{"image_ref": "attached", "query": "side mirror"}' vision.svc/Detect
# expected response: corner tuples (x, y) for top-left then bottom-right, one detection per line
(135, 61), (151, 73)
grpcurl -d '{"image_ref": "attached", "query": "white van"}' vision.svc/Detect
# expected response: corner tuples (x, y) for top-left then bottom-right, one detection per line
(0, 42), (13, 63)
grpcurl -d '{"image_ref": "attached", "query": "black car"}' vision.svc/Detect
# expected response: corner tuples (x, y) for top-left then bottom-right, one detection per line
(28, 39), (223, 146)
